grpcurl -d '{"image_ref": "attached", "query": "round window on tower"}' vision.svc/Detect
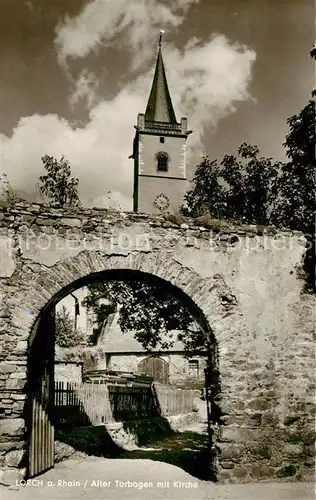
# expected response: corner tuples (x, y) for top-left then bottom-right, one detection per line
(156, 151), (169, 172)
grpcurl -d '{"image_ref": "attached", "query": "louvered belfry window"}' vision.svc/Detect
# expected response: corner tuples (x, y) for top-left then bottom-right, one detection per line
(156, 151), (169, 172)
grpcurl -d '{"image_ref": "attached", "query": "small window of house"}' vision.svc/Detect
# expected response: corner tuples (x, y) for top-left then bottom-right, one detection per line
(188, 359), (199, 377)
(160, 137), (165, 143)
(156, 151), (169, 172)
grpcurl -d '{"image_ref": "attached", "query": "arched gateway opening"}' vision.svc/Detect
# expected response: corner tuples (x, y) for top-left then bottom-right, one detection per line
(27, 268), (219, 479)
(3, 251), (239, 483)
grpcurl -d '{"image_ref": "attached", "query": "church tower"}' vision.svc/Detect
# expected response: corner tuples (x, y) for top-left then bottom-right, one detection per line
(131, 32), (192, 214)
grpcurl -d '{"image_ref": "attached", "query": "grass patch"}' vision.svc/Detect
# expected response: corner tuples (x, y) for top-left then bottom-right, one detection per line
(55, 426), (124, 458)
(163, 213), (186, 225)
(195, 216), (230, 231)
(120, 432), (211, 481)
(123, 417), (175, 446)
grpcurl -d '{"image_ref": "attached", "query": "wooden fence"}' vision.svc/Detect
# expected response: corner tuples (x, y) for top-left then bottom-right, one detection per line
(54, 381), (112, 427)
(153, 383), (196, 416)
(54, 381), (158, 426)
(54, 381), (196, 427)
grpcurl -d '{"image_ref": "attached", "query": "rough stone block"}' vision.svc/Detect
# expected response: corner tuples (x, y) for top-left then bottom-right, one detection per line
(262, 411), (278, 426)
(0, 236), (15, 278)
(249, 444), (273, 460)
(221, 426), (258, 443)
(248, 398), (271, 411)
(304, 456), (315, 466)
(5, 379), (25, 390)
(276, 464), (297, 477)
(251, 464), (275, 479)
(9, 372), (26, 380)
(220, 460), (234, 469)
(249, 413), (262, 427)
(0, 441), (25, 452)
(0, 365), (16, 374)
(283, 443), (304, 455)
(305, 445), (315, 457)
(12, 401), (24, 411)
(220, 400), (243, 415)
(232, 466), (248, 480)
(5, 449), (24, 467)
(0, 418), (24, 437)
(10, 394), (26, 401)
(16, 341), (27, 353)
(218, 443), (244, 460)
(59, 218), (81, 227)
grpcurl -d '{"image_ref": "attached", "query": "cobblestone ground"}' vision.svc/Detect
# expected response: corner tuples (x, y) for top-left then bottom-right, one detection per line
(1, 458), (314, 500)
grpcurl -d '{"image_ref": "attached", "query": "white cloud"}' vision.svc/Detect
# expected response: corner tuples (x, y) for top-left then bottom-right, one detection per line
(164, 35), (256, 149)
(55, 0), (198, 70)
(69, 69), (100, 110)
(1, 1), (256, 210)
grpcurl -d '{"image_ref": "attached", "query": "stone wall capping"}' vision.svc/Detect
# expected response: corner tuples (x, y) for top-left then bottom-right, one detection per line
(0, 202), (307, 237)
(5, 210), (34, 216)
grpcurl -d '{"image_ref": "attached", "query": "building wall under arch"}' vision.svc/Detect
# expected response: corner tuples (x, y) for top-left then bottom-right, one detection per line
(0, 203), (314, 484)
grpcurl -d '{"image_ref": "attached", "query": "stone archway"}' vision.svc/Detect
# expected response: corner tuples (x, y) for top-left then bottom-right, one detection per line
(0, 203), (314, 486)
(9, 251), (241, 346)
(0, 250), (243, 484)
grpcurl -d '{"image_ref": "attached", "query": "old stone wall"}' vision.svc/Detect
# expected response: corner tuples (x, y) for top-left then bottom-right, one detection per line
(0, 202), (314, 485)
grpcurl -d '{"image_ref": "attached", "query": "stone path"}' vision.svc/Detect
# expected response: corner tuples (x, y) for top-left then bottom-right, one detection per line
(1, 457), (314, 500)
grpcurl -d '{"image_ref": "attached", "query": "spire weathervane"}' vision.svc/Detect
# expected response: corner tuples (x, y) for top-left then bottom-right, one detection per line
(158, 29), (164, 47)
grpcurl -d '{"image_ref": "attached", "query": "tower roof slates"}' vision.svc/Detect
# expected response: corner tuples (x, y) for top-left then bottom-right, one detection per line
(144, 46), (177, 124)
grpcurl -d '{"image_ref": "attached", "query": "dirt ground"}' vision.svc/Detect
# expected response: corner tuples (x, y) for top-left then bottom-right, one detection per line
(1, 457), (314, 500)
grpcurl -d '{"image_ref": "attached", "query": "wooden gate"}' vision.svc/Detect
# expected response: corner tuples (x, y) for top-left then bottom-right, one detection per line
(138, 356), (169, 384)
(27, 307), (55, 478)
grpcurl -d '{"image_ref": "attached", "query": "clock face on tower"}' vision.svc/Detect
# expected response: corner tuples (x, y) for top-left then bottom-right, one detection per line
(154, 193), (170, 211)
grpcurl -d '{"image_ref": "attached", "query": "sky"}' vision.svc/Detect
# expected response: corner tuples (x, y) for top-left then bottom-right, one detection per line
(0, 0), (314, 210)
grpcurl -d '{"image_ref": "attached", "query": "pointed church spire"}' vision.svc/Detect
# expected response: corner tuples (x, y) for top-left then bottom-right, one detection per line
(144, 31), (177, 124)
(158, 29), (164, 47)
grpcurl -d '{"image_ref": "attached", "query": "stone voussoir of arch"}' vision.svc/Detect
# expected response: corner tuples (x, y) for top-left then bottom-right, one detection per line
(15, 250), (240, 345)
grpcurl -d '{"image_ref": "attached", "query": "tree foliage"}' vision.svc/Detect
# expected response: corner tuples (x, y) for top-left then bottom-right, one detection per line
(183, 158), (225, 218)
(38, 155), (81, 207)
(271, 100), (315, 234)
(271, 48), (316, 291)
(82, 280), (209, 355)
(55, 305), (85, 348)
(221, 144), (279, 225)
(183, 143), (280, 226)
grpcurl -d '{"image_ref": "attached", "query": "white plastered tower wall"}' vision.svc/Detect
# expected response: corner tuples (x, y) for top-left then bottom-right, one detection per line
(137, 119), (190, 214)
(132, 33), (192, 215)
